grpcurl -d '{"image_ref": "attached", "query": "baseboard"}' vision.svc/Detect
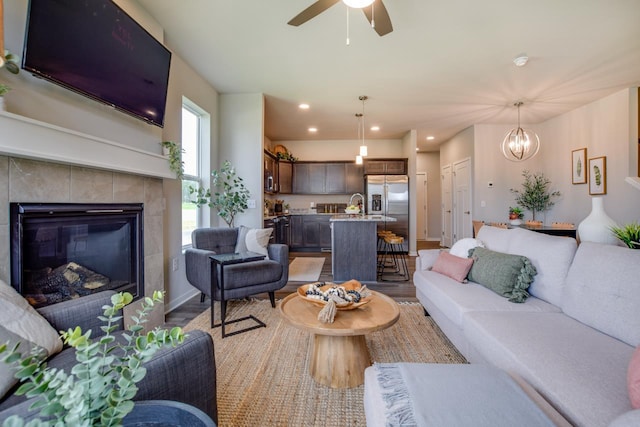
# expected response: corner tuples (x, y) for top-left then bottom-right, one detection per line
(165, 288), (201, 314)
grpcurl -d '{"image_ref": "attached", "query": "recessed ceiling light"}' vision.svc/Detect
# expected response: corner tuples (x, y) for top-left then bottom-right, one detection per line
(426, 136), (435, 140)
(299, 103), (310, 110)
(370, 125), (380, 131)
(415, 147), (420, 151)
(308, 127), (317, 132)
(513, 53), (529, 67)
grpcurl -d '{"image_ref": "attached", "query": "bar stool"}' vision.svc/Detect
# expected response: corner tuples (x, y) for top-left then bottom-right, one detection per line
(378, 234), (409, 281)
(377, 231), (396, 276)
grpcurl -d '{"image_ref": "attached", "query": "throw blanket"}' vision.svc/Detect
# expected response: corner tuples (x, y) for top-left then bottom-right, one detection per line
(373, 363), (556, 427)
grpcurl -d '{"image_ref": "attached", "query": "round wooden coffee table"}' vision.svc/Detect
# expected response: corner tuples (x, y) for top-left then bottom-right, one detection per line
(279, 290), (400, 388)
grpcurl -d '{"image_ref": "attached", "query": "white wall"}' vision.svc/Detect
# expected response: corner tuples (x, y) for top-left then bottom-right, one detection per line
(402, 130), (418, 255)
(416, 152), (442, 240)
(219, 93), (264, 230)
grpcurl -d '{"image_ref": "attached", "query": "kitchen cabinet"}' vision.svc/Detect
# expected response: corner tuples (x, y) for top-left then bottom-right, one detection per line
(345, 163), (364, 193)
(363, 159), (407, 175)
(289, 215), (331, 251)
(292, 162), (362, 194)
(264, 151), (277, 193)
(278, 161), (293, 194)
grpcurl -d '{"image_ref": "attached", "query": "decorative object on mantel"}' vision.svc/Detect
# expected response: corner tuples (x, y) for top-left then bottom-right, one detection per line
(501, 101), (540, 162)
(160, 140), (184, 179)
(0, 82), (9, 111)
(0, 291), (186, 426)
(571, 148), (587, 184)
(511, 170), (561, 221)
(273, 144), (297, 162)
(577, 196), (619, 245)
(189, 160), (250, 227)
(610, 222), (640, 249)
(1, 0), (21, 75)
(508, 206), (524, 225)
(588, 156), (607, 195)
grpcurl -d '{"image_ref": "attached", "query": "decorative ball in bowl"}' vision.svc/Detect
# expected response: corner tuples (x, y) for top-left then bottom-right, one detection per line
(298, 280), (372, 310)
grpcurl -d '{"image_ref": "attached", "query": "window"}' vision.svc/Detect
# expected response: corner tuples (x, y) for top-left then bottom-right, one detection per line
(181, 103), (203, 248)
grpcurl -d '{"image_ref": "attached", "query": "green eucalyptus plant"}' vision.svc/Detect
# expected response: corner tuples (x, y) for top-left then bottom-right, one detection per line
(510, 170), (561, 221)
(610, 222), (640, 249)
(0, 83), (9, 97)
(160, 141), (184, 179)
(189, 160), (250, 228)
(0, 291), (185, 427)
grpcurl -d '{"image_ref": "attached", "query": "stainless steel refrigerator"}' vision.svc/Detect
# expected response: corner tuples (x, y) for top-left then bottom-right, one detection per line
(366, 175), (409, 252)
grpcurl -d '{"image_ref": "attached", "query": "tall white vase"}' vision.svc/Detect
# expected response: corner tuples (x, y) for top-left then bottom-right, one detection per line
(577, 197), (619, 245)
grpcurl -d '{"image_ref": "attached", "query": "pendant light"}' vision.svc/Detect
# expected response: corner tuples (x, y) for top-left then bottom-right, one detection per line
(354, 112), (364, 164)
(359, 95), (368, 157)
(501, 101), (540, 162)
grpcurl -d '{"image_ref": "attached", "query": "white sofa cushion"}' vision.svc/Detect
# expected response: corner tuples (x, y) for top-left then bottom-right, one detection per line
(413, 270), (560, 328)
(562, 242), (640, 347)
(506, 228), (577, 306)
(463, 311), (634, 427)
(417, 249), (443, 271)
(476, 225), (513, 253)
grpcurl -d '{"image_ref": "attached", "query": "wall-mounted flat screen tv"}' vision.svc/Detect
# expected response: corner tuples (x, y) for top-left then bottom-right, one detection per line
(23, 0), (172, 128)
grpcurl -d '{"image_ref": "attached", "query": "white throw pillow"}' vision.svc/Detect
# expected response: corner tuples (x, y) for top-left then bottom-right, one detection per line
(449, 238), (485, 258)
(0, 279), (62, 357)
(245, 228), (273, 259)
(418, 249), (443, 270)
(235, 225), (251, 253)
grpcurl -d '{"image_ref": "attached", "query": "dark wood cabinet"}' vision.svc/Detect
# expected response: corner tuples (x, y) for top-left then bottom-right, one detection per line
(289, 215), (331, 251)
(291, 162), (363, 194)
(264, 151), (277, 193)
(363, 159), (407, 175)
(345, 163), (364, 193)
(278, 161), (292, 194)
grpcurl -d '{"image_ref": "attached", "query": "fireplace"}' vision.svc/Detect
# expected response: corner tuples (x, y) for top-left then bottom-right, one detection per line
(10, 203), (144, 308)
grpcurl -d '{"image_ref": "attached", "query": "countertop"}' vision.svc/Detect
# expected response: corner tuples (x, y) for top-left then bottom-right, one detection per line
(329, 214), (397, 222)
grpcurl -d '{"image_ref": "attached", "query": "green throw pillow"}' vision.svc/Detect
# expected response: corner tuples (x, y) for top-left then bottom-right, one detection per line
(467, 247), (537, 303)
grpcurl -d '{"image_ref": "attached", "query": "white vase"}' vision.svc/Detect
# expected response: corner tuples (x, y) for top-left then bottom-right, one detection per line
(577, 197), (619, 245)
(0, 97), (5, 112)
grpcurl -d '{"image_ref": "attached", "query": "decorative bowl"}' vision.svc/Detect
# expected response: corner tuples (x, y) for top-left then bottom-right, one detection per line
(344, 208), (360, 214)
(297, 280), (372, 310)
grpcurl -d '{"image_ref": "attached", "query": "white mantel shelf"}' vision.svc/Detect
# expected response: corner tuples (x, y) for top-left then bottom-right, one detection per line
(0, 111), (174, 179)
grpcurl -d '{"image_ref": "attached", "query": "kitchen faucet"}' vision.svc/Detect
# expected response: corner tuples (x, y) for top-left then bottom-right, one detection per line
(349, 193), (365, 216)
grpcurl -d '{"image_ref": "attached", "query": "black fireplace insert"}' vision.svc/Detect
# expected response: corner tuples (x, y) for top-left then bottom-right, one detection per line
(10, 203), (144, 308)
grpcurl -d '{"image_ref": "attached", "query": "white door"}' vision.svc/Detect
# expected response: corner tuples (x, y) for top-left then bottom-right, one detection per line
(416, 172), (427, 241)
(453, 158), (472, 242)
(441, 164), (453, 247)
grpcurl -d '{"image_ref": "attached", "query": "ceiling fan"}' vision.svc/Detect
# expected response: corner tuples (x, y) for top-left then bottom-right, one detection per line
(288, 0), (393, 37)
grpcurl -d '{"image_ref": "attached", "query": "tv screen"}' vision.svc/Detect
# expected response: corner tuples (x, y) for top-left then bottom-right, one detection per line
(23, 0), (172, 128)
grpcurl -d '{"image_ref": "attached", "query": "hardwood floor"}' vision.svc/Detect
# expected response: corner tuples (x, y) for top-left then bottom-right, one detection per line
(165, 242), (441, 328)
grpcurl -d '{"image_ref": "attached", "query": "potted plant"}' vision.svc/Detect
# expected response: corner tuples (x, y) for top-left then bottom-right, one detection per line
(0, 83), (9, 112)
(160, 141), (184, 179)
(0, 291), (198, 426)
(189, 160), (250, 227)
(611, 222), (640, 249)
(510, 170), (561, 221)
(508, 206), (524, 225)
(1, 50), (20, 75)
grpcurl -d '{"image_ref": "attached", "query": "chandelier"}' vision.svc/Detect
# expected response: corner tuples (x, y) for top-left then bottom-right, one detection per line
(501, 102), (540, 162)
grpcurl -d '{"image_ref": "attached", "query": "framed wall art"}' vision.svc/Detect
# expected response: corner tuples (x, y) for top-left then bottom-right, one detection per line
(571, 148), (587, 184)
(589, 156), (607, 195)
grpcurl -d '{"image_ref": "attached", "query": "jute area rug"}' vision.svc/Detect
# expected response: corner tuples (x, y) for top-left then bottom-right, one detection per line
(184, 299), (466, 427)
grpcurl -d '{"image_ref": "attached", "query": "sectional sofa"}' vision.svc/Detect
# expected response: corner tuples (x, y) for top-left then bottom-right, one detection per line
(367, 225), (640, 426)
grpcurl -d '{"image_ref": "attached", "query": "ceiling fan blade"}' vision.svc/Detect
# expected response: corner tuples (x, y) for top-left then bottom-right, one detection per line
(288, 0), (341, 26)
(363, 0), (393, 36)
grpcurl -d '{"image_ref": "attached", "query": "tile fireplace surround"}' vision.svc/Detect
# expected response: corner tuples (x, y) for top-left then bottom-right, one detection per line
(0, 112), (170, 329)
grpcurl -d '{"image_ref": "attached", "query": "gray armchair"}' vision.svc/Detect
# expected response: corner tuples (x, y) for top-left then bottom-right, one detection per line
(185, 227), (289, 325)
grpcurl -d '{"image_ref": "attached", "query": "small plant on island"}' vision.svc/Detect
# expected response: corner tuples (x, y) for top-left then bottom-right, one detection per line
(189, 160), (250, 227)
(610, 222), (640, 249)
(510, 170), (561, 221)
(160, 141), (184, 179)
(0, 291), (185, 427)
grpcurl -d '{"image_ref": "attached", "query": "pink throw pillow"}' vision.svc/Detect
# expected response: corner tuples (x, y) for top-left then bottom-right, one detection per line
(629, 345), (640, 408)
(431, 251), (474, 283)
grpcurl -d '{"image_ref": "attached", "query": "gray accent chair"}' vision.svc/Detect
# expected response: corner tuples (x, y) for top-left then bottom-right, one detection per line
(0, 291), (217, 424)
(185, 227), (289, 316)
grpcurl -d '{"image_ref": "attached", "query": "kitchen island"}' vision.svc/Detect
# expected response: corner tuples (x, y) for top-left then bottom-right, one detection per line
(330, 214), (396, 282)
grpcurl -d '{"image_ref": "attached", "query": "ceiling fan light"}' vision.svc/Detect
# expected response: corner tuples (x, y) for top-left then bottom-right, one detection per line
(343, 0), (375, 8)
